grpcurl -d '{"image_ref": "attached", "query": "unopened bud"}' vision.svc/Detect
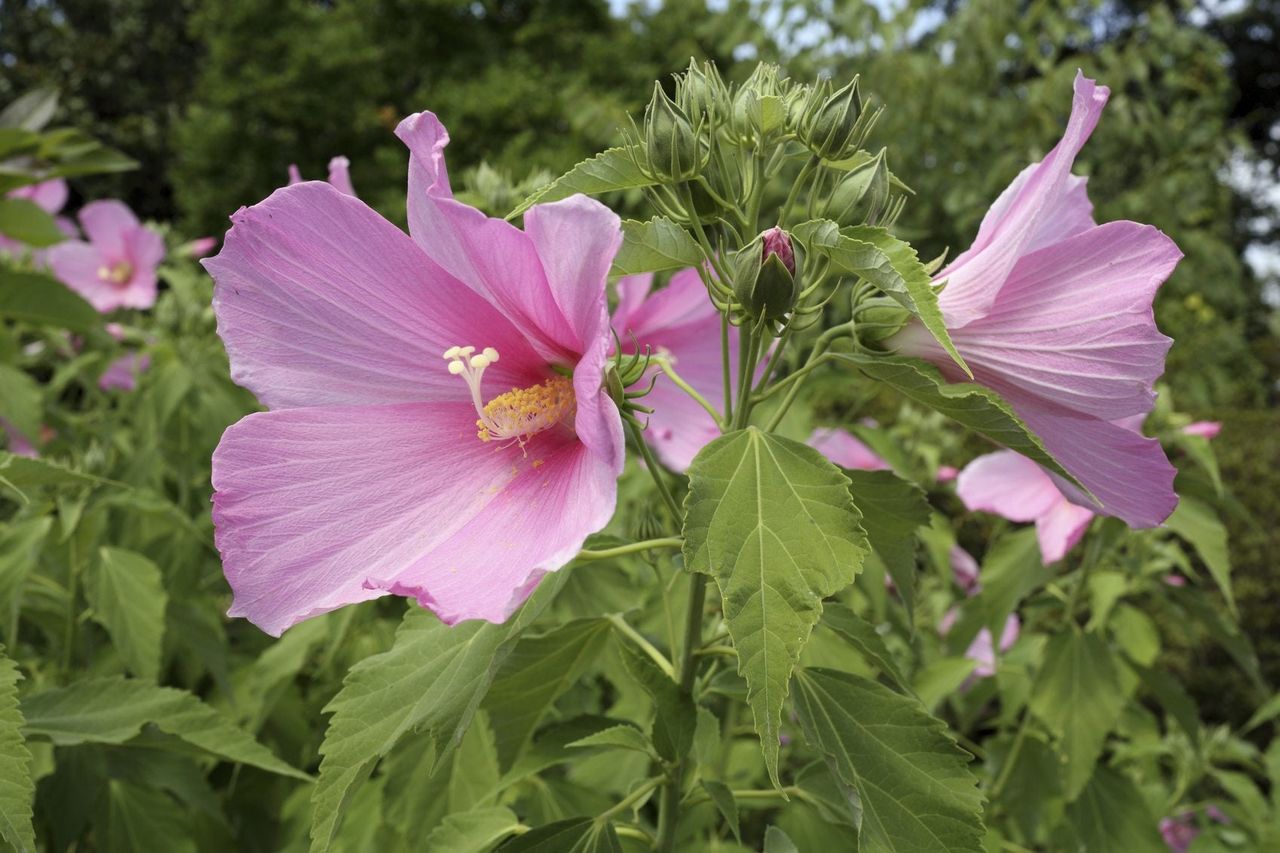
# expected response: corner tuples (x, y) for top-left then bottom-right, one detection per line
(857, 298), (911, 343)
(825, 150), (890, 225)
(644, 82), (701, 182)
(678, 58), (725, 123)
(799, 77), (866, 160)
(734, 228), (799, 320)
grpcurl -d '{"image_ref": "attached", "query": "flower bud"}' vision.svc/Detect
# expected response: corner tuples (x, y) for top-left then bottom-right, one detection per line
(799, 77), (866, 160)
(857, 297), (911, 343)
(825, 150), (890, 225)
(644, 82), (701, 182)
(734, 227), (799, 320)
(677, 58), (725, 123)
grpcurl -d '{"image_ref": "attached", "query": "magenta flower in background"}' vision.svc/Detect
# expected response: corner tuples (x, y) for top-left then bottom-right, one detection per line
(48, 200), (165, 312)
(938, 608), (1019, 680)
(807, 427), (890, 471)
(957, 450), (1094, 564)
(206, 111), (624, 636)
(1182, 420), (1221, 439)
(178, 236), (219, 259)
(611, 268), (744, 471)
(890, 72), (1181, 529)
(937, 464), (959, 483)
(98, 323), (151, 392)
(287, 155), (357, 197)
(1, 420), (37, 458)
(950, 545), (980, 593)
(0, 178), (76, 260)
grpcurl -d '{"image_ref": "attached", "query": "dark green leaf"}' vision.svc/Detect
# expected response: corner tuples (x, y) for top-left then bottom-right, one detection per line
(102, 780), (196, 853)
(616, 638), (695, 762)
(508, 147), (653, 218)
(844, 470), (930, 622)
(611, 217), (702, 276)
(702, 780), (741, 841)
(425, 806), (523, 853)
(498, 816), (622, 852)
(1062, 767), (1164, 852)
(795, 761), (862, 830)
(0, 271), (101, 332)
(87, 548), (167, 680)
(1130, 661), (1201, 745)
(820, 603), (913, 696)
(684, 428), (869, 786)
(0, 647), (34, 853)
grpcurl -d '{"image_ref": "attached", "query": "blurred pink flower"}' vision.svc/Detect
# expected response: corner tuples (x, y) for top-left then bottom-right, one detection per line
(610, 269), (744, 471)
(807, 427), (891, 471)
(288, 155), (357, 197)
(938, 608), (1019, 680)
(1182, 420), (1221, 439)
(47, 200), (165, 312)
(936, 464), (959, 483)
(98, 323), (151, 391)
(179, 236), (218, 259)
(957, 450), (1094, 564)
(0, 178), (76, 261)
(950, 545), (980, 593)
(1163, 574), (1187, 587)
(1, 420), (37, 458)
(890, 72), (1180, 529)
(206, 112), (623, 636)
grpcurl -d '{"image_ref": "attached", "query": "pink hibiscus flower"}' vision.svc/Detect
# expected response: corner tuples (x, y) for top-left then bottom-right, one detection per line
(950, 545), (980, 593)
(47, 200), (165, 312)
(890, 72), (1181, 529)
(936, 464), (959, 483)
(957, 450), (1095, 564)
(0, 178), (76, 260)
(1182, 420), (1221, 439)
(807, 427), (890, 471)
(939, 608), (1019, 680)
(610, 268), (744, 471)
(205, 112), (624, 636)
(98, 324), (151, 392)
(287, 155), (357, 197)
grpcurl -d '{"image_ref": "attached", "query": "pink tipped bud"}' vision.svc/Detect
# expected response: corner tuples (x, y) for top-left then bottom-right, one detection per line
(761, 226), (795, 275)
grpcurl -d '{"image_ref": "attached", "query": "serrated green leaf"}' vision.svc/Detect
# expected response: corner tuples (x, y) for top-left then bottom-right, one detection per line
(311, 571), (567, 852)
(425, 806), (523, 853)
(1062, 767), (1164, 852)
(1130, 662), (1200, 746)
(834, 354), (1084, 493)
(684, 428), (869, 787)
(795, 761), (862, 830)
(0, 647), (35, 853)
(844, 470), (930, 623)
(567, 724), (653, 757)
(795, 668), (984, 852)
(1165, 496), (1234, 616)
(484, 618), (611, 767)
(610, 216), (702, 276)
(448, 711), (501, 814)
(0, 453), (108, 503)
(0, 519), (51, 642)
(820, 604), (913, 696)
(102, 779), (197, 853)
(912, 657), (979, 713)
(0, 365), (42, 446)
(1028, 629), (1127, 800)
(793, 220), (969, 376)
(498, 816), (623, 852)
(19, 677), (306, 780)
(497, 716), (622, 792)
(0, 271), (102, 332)
(701, 780), (741, 841)
(508, 147), (654, 218)
(87, 548), (167, 680)
(0, 199), (67, 247)
(993, 731), (1061, 843)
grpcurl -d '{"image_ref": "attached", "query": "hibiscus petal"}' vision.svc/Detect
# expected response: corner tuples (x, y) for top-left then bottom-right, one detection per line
(523, 195), (621, 347)
(956, 450), (1061, 523)
(396, 111), (579, 361)
(938, 72), (1110, 328)
(79, 200), (140, 257)
(327, 156), (357, 196)
(808, 428), (890, 471)
(205, 182), (546, 409)
(612, 273), (654, 333)
(13, 178), (68, 215)
(47, 241), (118, 312)
(212, 402), (612, 635)
(1034, 498), (1094, 563)
(124, 224), (166, 274)
(950, 221), (1179, 420)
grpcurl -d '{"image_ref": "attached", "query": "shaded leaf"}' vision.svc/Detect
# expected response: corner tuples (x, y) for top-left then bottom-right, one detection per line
(820, 603), (913, 696)
(102, 780), (196, 853)
(0, 365), (42, 445)
(425, 806), (523, 853)
(1165, 495), (1234, 616)
(0, 647), (35, 853)
(1062, 767), (1164, 853)
(616, 639), (695, 763)
(567, 724), (653, 757)
(702, 780), (741, 842)
(0, 199), (66, 247)
(611, 217), (701, 276)
(498, 816), (622, 852)
(764, 825), (800, 853)
(844, 470), (930, 622)
(508, 147), (653, 218)
(0, 271), (101, 332)
(87, 548), (167, 680)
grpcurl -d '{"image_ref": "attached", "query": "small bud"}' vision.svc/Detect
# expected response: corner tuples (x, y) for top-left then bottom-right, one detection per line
(734, 228), (799, 320)
(799, 77), (866, 160)
(644, 82), (701, 182)
(857, 298), (911, 343)
(824, 149), (890, 225)
(677, 58), (725, 123)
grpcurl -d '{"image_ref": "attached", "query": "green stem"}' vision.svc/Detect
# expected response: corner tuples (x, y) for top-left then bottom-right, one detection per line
(61, 536), (80, 680)
(683, 786), (801, 808)
(988, 710), (1031, 801)
(654, 359), (724, 428)
(607, 613), (676, 679)
(732, 324), (758, 430)
(598, 776), (665, 823)
(577, 538), (683, 561)
(780, 154), (819, 227)
(654, 573), (708, 852)
(720, 314), (733, 425)
(626, 419), (682, 524)
(762, 323), (851, 432)
(753, 353), (833, 403)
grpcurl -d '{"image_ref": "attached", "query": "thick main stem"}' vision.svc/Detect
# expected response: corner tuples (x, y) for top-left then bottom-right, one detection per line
(654, 572), (708, 852)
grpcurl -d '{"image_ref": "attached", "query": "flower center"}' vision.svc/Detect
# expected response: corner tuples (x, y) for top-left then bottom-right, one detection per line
(97, 261), (133, 285)
(443, 345), (575, 447)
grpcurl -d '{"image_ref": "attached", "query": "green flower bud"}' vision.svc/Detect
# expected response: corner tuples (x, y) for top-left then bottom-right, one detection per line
(825, 150), (890, 225)
(734, 227), (799, 320)
(799, 76), (867, 160)
(644, 82), (701, 182)
(857, 297), (911, 343)
(677, 58), (726, 123)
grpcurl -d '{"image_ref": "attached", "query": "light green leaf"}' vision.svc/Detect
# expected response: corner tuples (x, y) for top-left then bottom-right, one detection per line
(764, 825), (800, 853)
(693, 705), (721, 768)
(913, 657), (979, 714)
(499, 816), (623, 852)
(610, 216), (702, 277)
(844, 470), (930, 622)
(1165, 495), (1234, 616)
(0, 199), (67, 247)
(0, 271), (102, 332)
(793, 668), (985, 853)
(0, 453), (108, 503)
(683, 428), (869, 787)
(0, 89), (58, 131)
(0, 366), (41, 448)
(87, 548), (167, 680)
(484, 618), (611, 767)
(424, 806), (522, 853)
(0, 648), (35, 853)
(568, 724), (653, 757)
(448, 711), (500, 814)
(19, 677), (307, 780)
(311, 571), (567, 852)
(1028, 630), (1128, 800)
(615, 637), (695, 762)
(1062, 767), (1164, 852)
(508, 147), (653, 218)
(102, 779), (197, 853)
(795, 761), (862, 830)
(820, 603), (913, 696)
(0, 519), (52, 640)
(702, 780), (741, 842)
(835, 353), (1084, 493)
(793, 220), (968, 376)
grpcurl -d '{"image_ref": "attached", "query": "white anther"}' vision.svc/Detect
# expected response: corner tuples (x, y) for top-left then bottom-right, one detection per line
(482, 347), (499, 363)
(443, 346), (462, 359)
(470, 354), (490, 369)
(448, 360), (467, 375)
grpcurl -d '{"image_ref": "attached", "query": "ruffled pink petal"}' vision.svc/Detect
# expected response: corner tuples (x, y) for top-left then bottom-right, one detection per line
(326, 156), (357, 197)
(1019, 403), (1177, 528)
(938, 72), (1109, 328)
(1183, 421), (1221, 439)
(612, 273), (654, 333)
(945, 221), (1179, 421)
(10, 178), (68, 215)
(807, 427), (890, 471)
(79, 200), (139, 257)
(396, 111), (579, 361)
(571, 309), (626, 475)
(204, 182), (547, 409)
(212, 402), (612, 635)
(956, 450), (1061, 523)
(1034, 497), (1093, 563)
(47, 241), (120, 313)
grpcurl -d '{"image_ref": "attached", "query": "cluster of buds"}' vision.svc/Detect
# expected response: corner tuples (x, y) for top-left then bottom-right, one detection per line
(734, 226), (800, 321)
(795, 76), (880, 162)
(640, 82), (708, 182)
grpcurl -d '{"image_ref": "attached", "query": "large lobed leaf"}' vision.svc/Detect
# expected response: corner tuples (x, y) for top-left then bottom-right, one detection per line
(683, 428), (869, 786)
(0, 648), (35, 853)
(508, 147), (655, 218)
(610, 216), (702, 277)
(793, 667), (985, 853)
